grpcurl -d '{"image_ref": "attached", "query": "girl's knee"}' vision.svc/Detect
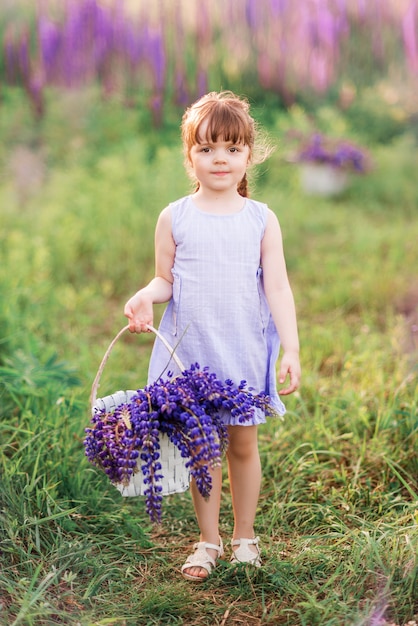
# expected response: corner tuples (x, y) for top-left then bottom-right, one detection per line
(227, 426), (259, 461)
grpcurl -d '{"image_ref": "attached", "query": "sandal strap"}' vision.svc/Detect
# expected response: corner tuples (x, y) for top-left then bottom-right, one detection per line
(231, 536), (259, 547)
(181, 538), (224, 580)
(193, 540), (224, 555)
(230, 537), (261, 567)
(184, 546), (216, 572)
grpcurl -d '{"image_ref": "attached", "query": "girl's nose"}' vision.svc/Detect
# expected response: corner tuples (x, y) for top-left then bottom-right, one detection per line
(214, 150), (227, 163)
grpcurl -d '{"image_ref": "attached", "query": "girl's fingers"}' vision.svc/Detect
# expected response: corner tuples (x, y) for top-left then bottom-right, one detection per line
(279, 383), (296, 395)
(278, 367), (300, 395)
(135, 319), (154, 333)
(124, 305), (153, 333)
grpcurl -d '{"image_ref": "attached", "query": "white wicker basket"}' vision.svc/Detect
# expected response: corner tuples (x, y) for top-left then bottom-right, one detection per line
(90, 325), (190, 497)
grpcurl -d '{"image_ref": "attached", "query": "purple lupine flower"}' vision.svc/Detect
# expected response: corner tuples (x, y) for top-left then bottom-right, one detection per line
(316, 6), (338, 51)
(4, 0), (411, 126)
(108, 0), (126, 55)
(84, 363), (277, 522)
(17, 29), (31, 81)
(3, 27), (18, 84)
(92, 2), (114, 68)
(61, 2), (85, 86)
(172, 7), (189, 105)
(245, 0), (259, 29)
(270, 0), (287, 18)
(296, 133), (370, 173)
(402, 0), (418, 74)
(356, 0), (368, 21)
(123, 23), (143, 65)
(38, 17), (62, 82)
(151, 32), (166, 92)
(60, 0), (102, 86)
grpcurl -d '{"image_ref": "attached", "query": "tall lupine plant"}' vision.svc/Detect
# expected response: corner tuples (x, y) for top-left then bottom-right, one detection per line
(402, 0), (418, 74)
(3, 23), (44, 117)
(246, 0), (349, 95)
(1, 0), (417, 124)
(1, 0), (168, 122)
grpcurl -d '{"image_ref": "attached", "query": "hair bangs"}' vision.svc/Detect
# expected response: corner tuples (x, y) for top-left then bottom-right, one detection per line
(197, 104), (253, 146)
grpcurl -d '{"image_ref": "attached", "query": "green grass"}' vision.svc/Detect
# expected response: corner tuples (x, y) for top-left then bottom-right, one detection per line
(0, 88), (417, 625)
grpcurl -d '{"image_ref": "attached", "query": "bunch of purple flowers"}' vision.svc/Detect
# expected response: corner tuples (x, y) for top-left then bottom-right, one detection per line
(296, 133), (370, 173)
(84, 363), (276, 522)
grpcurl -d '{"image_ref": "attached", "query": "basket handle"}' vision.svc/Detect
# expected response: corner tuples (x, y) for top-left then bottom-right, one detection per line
(90, 324), (185, 409)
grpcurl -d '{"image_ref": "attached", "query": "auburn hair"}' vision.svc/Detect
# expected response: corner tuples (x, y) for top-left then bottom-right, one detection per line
(181, 91), (271, 198)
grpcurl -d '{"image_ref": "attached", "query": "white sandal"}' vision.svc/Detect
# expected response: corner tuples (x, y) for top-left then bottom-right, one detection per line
(230, 536), (262, 567)
(181, 538), (224, 582)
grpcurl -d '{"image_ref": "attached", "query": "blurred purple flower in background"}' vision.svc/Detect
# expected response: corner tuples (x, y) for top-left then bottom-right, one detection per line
(38, 17), (61, 82)
(402, 0), (418, 73)
(1, 0), (417, 123)
(295, 133), (371, 173)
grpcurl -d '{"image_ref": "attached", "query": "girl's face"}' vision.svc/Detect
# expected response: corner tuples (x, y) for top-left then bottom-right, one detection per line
(189, 119), (250, 195)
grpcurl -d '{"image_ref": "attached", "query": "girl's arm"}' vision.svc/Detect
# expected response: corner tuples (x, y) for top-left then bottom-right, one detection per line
(124, 206), (175, 333)
(261, 209), (301, 395)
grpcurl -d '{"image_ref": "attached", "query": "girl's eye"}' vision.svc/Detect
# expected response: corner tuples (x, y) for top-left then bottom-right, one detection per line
(229, 147), (239, 153)
(201, 147), (211, 153)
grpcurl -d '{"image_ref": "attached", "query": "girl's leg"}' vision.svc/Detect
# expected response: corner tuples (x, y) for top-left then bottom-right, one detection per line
(226, 425), (261, 555)
(182, 464), (222, 579)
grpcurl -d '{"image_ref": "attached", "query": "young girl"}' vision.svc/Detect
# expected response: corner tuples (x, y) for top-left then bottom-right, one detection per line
(124, 91), (300, 581)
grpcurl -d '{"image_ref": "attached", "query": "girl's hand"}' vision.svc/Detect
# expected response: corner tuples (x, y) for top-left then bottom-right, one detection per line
(123, 276), (174, 334)
(278, 351), (301, 395)
(124, 291), (154, 333)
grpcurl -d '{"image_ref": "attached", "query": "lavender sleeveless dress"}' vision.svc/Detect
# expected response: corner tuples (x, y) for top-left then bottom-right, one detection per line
(148, 195), (286, 425)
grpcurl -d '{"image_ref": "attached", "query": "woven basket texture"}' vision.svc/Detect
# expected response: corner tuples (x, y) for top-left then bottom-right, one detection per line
(93, 389), (190, 497)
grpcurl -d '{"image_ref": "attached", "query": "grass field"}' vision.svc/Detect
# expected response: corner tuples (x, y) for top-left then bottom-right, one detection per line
(0, 89), (417, 625)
